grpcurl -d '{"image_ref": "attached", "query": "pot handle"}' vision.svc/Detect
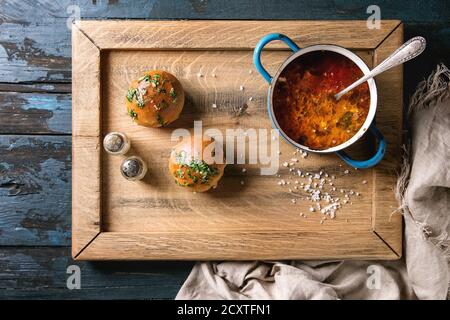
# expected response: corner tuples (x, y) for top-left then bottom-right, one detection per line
(336, 125), (386, 169)
(253, 33), (300, 83)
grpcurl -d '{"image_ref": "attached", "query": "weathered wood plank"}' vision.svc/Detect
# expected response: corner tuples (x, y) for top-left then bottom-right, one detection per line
(77, 20), (400, 50)
(0, 83), (71, 93)
(0, 1), (448, 83)
(77, 231), (396, 261)
(0, 247), (191, 299)
(0, 92), (71, 134)
(373, 24), (403, 256)
(0, 135), (71, 246)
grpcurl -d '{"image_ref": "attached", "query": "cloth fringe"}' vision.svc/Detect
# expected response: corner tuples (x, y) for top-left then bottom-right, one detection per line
(395, 63), (450, 298)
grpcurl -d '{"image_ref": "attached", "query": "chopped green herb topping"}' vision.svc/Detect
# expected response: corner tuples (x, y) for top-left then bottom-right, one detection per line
(156, 87), (166, 94)
(139, 75), (151, 82)
(128, 109), (137, 120)
(186, 159), (219, 184)
(156, 113), (165, 126)
(137, 99), (145, 108)
(126, 89), (136, 102)
(176, 168), (185, 178)
(149, 74), (161, 87)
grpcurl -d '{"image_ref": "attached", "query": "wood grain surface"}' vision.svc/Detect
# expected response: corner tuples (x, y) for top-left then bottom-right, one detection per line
(73, 20), (403, 260)
(372, 24), (404, 256)
(1, 0), (449, 299)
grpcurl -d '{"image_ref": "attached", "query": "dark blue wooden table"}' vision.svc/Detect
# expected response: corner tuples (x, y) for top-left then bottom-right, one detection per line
(0, 0), (449, 299)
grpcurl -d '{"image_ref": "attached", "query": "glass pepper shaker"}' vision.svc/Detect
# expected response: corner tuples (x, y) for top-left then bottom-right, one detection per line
(120, 156), (148, 181)
(103, 132), (131, 155)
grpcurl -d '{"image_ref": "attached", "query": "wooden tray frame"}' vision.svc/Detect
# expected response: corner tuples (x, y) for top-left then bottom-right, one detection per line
(72, 20), (403, 260)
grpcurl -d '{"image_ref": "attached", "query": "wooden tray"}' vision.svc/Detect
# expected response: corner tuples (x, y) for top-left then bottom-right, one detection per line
(72, 20), (403, 260)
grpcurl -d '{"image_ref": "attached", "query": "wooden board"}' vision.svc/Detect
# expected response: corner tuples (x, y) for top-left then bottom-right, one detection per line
(72, 20), (403, 260)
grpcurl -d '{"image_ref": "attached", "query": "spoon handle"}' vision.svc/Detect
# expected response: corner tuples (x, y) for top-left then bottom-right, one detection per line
(335, 36), (426, 100)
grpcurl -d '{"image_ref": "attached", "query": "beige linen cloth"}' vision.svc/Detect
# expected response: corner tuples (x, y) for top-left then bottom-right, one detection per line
(176, 64), (450, 300)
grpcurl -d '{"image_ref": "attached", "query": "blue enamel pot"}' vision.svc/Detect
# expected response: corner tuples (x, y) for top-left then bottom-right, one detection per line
(253, 33), (386, 169)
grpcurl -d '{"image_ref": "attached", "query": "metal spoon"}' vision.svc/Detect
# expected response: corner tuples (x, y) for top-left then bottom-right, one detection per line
(334, 36), (426, 101)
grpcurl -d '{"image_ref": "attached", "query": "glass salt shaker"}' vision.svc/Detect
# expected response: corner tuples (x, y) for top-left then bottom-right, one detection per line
(103, 132), (131, 155)
(120, 156), (148, 181)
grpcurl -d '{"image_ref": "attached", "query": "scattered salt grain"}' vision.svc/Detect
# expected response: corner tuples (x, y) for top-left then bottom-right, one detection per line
(240, 85), (245, 91)
(242, 168), (247, 173)
(212, 103), (217, 109)
(362, 180), (367, 184)
(249, 96), (254, 101)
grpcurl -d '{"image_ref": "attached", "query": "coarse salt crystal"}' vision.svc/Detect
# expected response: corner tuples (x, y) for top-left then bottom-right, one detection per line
(212, 103), (217, 109)
(240, 85), (244, 91)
